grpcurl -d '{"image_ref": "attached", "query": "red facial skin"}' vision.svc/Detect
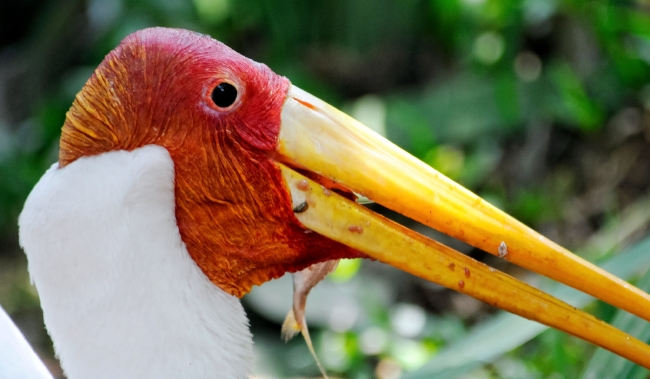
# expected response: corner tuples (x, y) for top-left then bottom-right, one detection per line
(59, 28), (362, 297)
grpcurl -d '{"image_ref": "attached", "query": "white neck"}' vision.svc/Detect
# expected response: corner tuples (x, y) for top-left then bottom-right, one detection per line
(18, 146), (253, 379)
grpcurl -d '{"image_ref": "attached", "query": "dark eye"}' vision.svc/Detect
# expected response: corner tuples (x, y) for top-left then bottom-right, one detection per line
(211, 82), (238, 108)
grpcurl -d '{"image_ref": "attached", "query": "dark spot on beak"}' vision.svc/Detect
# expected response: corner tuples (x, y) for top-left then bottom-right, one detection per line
(293, 201), (309, 213)
(448, 263), (455, 271)
(464, 267), (471, 278)
(458, 280), (465, 289)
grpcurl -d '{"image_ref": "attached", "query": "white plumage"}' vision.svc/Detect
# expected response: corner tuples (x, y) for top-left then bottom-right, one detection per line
(0, 306), (53, 379)
(17, 145), (253, 379)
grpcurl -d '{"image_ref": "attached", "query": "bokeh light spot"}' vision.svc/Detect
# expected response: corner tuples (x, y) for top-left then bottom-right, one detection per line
(474, 32), (505, 65)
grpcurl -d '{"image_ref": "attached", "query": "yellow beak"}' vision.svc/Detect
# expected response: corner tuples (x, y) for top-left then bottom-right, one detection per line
(275, 85), (650, 367)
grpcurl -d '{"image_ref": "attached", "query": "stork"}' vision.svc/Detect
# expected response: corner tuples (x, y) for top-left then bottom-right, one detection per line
(4, 27), (650, 378)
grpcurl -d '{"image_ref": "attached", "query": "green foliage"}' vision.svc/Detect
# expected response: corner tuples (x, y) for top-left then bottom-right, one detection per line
(403, 232), (650, 378)
(581, 269), (650, 379)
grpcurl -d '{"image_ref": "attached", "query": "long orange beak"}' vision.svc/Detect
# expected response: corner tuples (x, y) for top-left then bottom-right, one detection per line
(274, 85), (650, 367)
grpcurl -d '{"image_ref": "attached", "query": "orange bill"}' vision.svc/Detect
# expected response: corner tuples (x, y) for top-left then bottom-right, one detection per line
(274, 85), (650, 367)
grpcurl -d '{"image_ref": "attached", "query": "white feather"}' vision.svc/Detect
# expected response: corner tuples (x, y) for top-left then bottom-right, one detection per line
(18, 145), (253, 379)
(0, 306), (53, 379)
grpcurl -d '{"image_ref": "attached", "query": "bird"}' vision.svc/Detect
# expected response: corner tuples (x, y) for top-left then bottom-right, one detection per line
(5, 27), (650, 378)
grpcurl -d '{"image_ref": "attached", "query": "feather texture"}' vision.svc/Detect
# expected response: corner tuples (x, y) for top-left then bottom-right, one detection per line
(0, 306), (53, 379)
(19, 145), (252, 379)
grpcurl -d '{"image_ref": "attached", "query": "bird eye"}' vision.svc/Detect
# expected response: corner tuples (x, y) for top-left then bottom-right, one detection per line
(211, 82), (238, 109)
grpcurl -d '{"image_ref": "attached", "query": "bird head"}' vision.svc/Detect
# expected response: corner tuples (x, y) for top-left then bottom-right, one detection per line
(56, 27), (650, 366)
(59, 28), (361, 297)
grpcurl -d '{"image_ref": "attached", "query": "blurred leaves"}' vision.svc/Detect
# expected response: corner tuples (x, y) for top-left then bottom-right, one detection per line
(329, 259), (362, 283)
(581, 269), (650, 379)
(405, 226), (650, 378)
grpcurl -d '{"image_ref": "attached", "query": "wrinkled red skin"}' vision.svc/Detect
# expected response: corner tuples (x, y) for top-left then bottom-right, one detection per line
(59, 28), (361, 297)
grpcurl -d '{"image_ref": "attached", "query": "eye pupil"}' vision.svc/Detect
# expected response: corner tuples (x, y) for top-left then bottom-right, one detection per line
(211, 82), (238, 108)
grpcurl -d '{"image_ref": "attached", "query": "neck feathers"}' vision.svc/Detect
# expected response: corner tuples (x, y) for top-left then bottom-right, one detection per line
(19, 146), (252, 379)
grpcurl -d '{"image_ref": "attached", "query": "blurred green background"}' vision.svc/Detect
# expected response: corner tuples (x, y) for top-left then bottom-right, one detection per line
(2, 0), (650, 378)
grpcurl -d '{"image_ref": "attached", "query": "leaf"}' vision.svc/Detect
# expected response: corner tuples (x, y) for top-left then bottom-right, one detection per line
(580, 270), (650, 379)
